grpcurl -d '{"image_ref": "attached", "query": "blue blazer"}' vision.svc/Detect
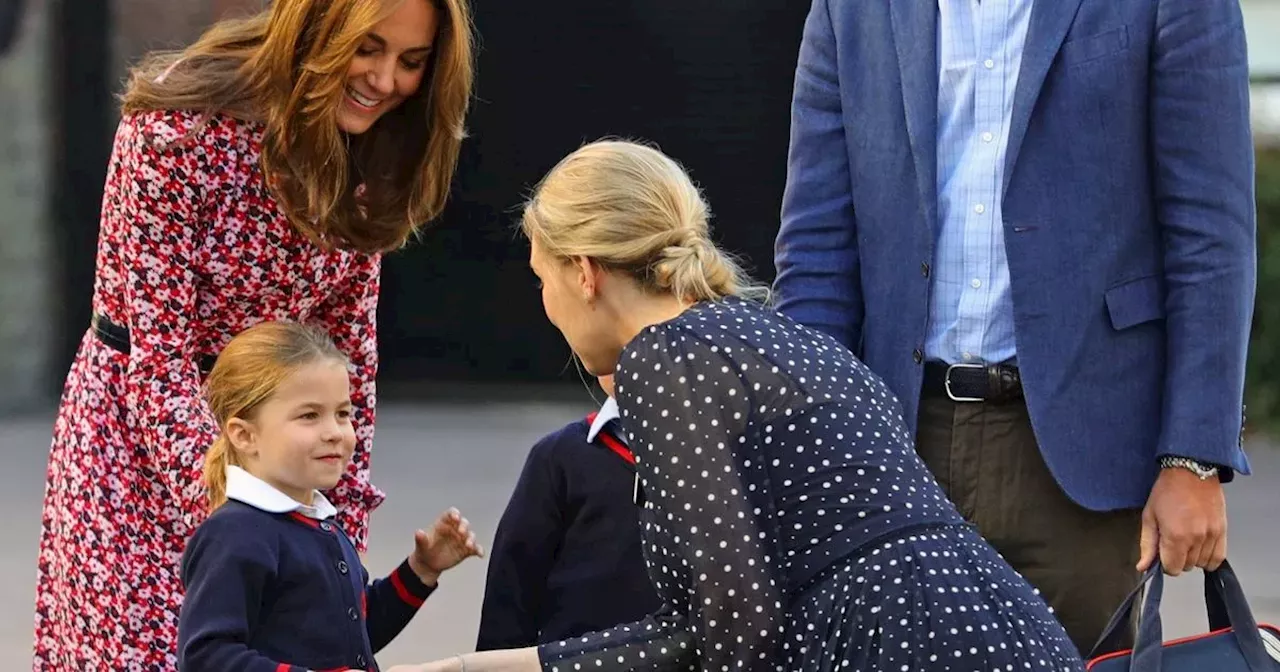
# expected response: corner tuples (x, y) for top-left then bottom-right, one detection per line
(773, 0), (1256, 511)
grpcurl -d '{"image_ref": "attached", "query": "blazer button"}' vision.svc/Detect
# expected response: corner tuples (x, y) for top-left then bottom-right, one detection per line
(921, 262), (930, 278)
(348, 606), (359, 621)
(912, 348), (923, 364)
(337, 560), (349, 574)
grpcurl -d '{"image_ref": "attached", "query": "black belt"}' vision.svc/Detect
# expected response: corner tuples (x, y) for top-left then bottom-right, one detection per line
(91, 313), (218, 374)
(922, 361), (1023, 403)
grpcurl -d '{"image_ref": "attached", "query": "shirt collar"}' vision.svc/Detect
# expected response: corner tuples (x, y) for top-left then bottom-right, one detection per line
(587, 396), (621, 443)
(225, 465), (338, 520)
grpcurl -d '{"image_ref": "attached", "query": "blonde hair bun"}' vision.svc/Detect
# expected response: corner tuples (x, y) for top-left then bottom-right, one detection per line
(521, 139), (769, 304)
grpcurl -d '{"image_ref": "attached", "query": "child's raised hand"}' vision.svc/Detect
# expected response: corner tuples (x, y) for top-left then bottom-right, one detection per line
(406, 507), (483, 585)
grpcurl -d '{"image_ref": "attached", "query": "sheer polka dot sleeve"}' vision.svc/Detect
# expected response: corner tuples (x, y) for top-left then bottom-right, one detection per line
(537, 323), (786, 671)
(537, 604), (696, 671)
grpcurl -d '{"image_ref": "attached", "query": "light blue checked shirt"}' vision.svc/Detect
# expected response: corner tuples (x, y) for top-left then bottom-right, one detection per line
(925, 0), (1033, 365)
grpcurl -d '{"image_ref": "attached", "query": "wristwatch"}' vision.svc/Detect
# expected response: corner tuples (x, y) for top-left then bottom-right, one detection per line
(1159, 455), (1220, 481)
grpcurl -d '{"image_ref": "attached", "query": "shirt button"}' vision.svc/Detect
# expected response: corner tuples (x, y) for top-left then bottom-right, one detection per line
(348, 606), (359, 621)
(974, 204), (986, 214)
(984, 58), (995, 69)
(337, 560), (349, 574)
(970, 278), (982, 289)
(912, 348), (924, 364)
(921, 262), (930, 278)
(981, 131), (994, 143)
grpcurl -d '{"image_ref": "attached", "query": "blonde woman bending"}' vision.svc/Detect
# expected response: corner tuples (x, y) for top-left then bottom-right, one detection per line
(391, 140), (1085, 671)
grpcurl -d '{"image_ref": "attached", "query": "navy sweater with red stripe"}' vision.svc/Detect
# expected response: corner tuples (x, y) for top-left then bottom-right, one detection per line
(177, 501), (434, 672)
(475, 418), (661, 650)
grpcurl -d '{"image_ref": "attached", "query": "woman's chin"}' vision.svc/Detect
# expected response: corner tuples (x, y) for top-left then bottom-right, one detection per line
(336, 108), (375, 135)
(578, 354), (617, 379)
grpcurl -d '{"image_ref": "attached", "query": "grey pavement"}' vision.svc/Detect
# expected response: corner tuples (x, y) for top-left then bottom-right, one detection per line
(1, 398), (1278, 668)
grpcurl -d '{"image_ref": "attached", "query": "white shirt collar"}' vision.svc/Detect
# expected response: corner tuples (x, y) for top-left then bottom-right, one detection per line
(225, 465), (338, 520)
(587, 396), (622, 443)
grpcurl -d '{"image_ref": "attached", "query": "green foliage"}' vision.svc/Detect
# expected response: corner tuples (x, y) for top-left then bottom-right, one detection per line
(1246, 148), (1280, 435)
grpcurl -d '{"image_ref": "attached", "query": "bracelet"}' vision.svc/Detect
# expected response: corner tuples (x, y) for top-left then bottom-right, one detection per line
(455, 654), (468, 672)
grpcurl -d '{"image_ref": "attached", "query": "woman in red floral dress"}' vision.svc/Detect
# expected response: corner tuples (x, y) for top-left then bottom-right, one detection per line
(32, 0), (474, 668)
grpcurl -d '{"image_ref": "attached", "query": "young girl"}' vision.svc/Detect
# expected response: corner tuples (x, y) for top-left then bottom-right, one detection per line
(178, 320), (483, 672)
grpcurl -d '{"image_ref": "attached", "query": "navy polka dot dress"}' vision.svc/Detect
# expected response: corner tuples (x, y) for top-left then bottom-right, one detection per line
(537, 298), (1083, 671)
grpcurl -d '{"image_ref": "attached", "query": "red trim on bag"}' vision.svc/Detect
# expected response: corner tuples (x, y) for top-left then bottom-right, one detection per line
(1086, 622), (1280, 670)
(586, 412), (635, 465)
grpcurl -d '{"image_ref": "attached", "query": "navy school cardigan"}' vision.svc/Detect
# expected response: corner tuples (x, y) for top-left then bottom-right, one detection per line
(178, 500), (435, 672)
(475, 415), (662, 650)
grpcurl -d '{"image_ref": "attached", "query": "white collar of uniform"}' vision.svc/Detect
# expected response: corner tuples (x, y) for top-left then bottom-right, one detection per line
(225, 464), (338, 520)
(587, 396), (622, 443)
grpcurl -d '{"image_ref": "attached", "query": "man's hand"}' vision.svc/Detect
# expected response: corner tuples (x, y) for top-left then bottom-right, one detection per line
(1137, 467), (1228, 576)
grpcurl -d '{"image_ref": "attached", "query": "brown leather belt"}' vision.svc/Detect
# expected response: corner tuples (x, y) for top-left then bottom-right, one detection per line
(922, 361), (1023, 403)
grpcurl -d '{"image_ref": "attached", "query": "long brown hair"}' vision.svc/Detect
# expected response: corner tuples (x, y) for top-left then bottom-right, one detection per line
(203, 321), (348, 511)
(120, 0), (475, 253)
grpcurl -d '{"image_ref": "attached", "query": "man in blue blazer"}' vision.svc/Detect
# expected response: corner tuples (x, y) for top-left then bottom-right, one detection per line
(773, 0), (1255, 654)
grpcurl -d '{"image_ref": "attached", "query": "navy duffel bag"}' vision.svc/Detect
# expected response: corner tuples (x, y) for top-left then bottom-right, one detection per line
(1087, 559), (1280, 671)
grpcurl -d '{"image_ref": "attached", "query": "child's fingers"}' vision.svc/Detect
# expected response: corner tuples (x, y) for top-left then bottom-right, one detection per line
(436, 509), (465, 532)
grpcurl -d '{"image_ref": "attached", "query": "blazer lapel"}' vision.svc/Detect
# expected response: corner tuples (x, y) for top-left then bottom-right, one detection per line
(890, 0), (940, 236)
(1002, 0), (1085, 195)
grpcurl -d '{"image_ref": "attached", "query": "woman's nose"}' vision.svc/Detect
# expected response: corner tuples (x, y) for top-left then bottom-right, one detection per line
(365, 58), (397, 96)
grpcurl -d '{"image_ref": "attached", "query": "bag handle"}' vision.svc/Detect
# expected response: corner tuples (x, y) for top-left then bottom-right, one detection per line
(1088, 559), (1272, 671)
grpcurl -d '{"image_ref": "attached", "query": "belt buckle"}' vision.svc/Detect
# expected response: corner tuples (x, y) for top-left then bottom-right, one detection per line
(945, 363), (986, 403)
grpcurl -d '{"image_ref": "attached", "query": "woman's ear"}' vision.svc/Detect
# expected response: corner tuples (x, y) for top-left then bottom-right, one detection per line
(225, 417), (258, 459)
(574, 255), (602, 302)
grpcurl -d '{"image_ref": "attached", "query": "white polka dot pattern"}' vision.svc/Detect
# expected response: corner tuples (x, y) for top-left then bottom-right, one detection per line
(536, 298), (1083, 671)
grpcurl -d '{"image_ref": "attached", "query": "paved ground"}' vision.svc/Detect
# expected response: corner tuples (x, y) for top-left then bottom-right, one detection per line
(2, 397), (1278, 668)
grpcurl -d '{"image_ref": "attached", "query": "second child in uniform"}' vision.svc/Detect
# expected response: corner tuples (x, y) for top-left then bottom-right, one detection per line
(475, 374), (661, 650)
(178, 320), (483, 672)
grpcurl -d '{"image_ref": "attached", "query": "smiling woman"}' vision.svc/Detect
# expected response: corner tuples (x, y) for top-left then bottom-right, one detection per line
(340, 0), (440, 135)
(32, 0), (475, 669)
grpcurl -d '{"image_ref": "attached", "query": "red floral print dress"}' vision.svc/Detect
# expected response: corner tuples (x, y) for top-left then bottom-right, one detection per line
(33, 108), (387, 671)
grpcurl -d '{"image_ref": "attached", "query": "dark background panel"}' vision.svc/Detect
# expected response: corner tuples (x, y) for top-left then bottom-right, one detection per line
(378, 0), (810, 387)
